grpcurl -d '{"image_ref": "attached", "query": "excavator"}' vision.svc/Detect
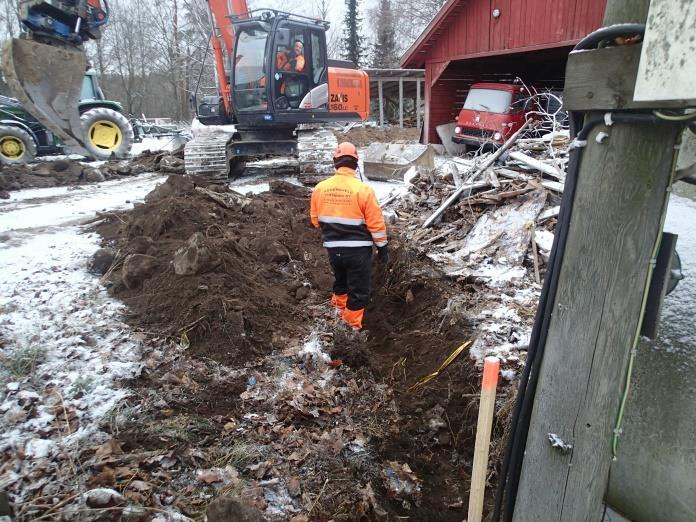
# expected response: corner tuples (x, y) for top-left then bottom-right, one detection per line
(1, 0), (370, 178)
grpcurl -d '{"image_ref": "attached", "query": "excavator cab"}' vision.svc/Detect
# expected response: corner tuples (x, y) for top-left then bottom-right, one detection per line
(229, 10), (368, 128)
(187, 7), (369, 179)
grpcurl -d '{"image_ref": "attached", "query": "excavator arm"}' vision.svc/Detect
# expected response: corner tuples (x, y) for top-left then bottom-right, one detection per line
(1, 1), (111, 157)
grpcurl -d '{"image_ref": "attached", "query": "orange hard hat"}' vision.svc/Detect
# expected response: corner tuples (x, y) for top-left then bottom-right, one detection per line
(334, 142), (358, 161)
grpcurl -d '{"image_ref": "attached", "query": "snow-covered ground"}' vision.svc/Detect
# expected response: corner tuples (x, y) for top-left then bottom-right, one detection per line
(0, 174), (164, 468)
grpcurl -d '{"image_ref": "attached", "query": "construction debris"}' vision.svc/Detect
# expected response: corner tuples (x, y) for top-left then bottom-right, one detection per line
(382, 127), (568, 365)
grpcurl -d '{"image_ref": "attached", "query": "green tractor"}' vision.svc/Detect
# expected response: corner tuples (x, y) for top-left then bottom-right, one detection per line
(0, 70), (134, 165)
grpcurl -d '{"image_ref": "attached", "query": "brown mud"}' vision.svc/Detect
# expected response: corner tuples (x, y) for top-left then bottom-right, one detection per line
(91, 175), (512, 521)
(0, 148), (182, 192)
(333, 126), (420, 148)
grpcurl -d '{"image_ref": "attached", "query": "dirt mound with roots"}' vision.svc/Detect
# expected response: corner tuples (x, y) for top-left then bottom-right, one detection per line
(97, 175), (331, 363)
(92, 175), (512, 520)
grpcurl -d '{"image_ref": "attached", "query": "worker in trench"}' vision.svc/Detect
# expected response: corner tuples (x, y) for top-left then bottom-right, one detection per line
(310, 142), (389, 330)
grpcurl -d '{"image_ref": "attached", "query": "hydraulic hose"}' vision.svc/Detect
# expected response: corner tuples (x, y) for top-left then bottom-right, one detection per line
(491, 23), (649, 522)
(574, 23), (646, 51)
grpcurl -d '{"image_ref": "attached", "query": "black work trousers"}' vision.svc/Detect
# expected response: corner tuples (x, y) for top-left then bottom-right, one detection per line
(327, 247), (372, 310)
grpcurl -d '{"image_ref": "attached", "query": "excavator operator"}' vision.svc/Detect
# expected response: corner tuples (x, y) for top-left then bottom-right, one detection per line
(310, 142), (389, 330)
(276, 41), (305, 73)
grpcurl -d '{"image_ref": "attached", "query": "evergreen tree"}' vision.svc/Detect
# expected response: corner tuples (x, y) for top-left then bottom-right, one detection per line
(342, 0), (364, 66)
(371, 0), (398, 68)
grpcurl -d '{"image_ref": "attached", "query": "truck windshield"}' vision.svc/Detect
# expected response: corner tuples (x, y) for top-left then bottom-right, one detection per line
(234, 27), (269, 112)
(463, 88), (512, 114)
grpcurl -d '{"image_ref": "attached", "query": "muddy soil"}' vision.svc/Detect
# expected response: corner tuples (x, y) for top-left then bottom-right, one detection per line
(0, 149), (182, 193)
(333, 126), (420, 148)
(97, 175), (331, 364)
(89, 175), (512, 521)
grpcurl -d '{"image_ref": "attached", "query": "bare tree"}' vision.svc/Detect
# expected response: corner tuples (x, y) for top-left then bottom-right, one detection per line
(0, 0), (19, 39)
(392, 0), (446, 55)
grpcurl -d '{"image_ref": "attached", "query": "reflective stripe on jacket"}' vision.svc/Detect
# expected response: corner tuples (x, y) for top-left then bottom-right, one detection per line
(310, 167), (388, 248)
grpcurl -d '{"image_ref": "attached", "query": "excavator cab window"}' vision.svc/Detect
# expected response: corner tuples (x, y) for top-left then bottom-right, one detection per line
(232, 26), (269, 112)
(271, 21), (328, 112)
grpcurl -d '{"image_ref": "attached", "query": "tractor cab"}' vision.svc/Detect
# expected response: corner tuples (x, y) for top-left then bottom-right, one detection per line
(230, 9), (332, 128)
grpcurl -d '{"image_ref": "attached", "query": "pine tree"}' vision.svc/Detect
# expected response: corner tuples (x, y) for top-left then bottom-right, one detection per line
(342, 0), (364, 66)
(371, 0), (398, 68)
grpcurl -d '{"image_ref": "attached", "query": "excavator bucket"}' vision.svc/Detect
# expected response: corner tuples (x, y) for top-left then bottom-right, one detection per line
(362, 142), (435, 181)
(1, 38), (90, 157)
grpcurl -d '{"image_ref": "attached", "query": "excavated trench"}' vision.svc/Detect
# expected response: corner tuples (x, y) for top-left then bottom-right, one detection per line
(93, 175), (509, 520)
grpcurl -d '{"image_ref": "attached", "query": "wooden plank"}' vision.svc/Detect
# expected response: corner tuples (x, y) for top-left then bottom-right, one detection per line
(416, 79), (421, 130)
(378, 79), (384, 127)
(513, 116), (680, 521)
(564, 44), (687, 111)
(467, 357), (500, 522)
(422, 119), (532, 228)
(399, 78), (404, 128)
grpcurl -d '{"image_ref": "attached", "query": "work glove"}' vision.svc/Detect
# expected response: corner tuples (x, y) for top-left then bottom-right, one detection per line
(377, 245), (389, 263)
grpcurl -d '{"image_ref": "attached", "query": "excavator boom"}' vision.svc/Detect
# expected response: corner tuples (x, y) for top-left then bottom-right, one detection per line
(1, 0), (110, 157)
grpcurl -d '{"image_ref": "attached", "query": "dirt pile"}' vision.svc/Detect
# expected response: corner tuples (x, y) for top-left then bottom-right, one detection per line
(0, 147), (184, 192)
(97, 175), (331, 363)
(333, 125), (420, 148)
(82, 175), (514, 521)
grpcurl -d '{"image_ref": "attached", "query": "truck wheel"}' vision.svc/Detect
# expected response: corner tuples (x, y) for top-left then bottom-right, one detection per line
(80, 108), (134, 160)
(0, 126), (37, 165)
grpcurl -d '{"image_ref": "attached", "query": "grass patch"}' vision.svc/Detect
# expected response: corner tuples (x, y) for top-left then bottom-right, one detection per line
(70, 375), (96, 395)
(213, 441), (263, 470)
(0, 346), (47, 381)
(142, 414), (217, 443)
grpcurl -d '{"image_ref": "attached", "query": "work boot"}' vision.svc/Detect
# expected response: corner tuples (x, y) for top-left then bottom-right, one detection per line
(331, 293), (348, 311)
(341, 307), (364, 330)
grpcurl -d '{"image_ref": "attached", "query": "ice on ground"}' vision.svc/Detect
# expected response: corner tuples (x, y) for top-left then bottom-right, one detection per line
(130, 136), (188, 156)
(230, 173), (303, 195)
(534, 229), (554, 253)
(0, 174), (159, 502)
(0, 173), (163, 235)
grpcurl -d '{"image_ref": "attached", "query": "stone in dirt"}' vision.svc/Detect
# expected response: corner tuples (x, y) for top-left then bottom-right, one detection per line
(159, 155), (185, 173)
(173, 232), (221, 276)
(83, 488), (126, 508)
(82, 168), (105, 182)
(89, 247), (115, 275)
(121, 254), (159, 289)
(206, 497), (264, 522)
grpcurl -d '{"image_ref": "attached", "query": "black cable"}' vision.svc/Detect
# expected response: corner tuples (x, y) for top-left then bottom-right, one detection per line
(491, 23), (648, 522)
(574, 23), (646, 51)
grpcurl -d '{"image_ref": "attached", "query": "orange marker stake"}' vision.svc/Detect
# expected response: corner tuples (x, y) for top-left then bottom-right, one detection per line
(467, 356), (500, 522)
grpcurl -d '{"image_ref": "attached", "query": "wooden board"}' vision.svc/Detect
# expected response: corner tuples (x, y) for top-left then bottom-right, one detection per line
(563, 44), (688, 111)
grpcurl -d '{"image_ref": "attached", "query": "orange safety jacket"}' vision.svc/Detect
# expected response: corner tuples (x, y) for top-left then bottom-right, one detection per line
(310, 167), (388, 248)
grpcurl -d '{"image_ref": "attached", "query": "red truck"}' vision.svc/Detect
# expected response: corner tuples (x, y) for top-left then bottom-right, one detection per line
(452, 82), (532, 148)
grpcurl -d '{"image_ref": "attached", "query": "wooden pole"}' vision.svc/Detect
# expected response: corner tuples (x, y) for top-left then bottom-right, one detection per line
(399, 78), (404, 128)
(378, 79), (384, 127)
(416, 79), (421, 130)
(468, 357), (500, 522)
(512, 0), (683, 519)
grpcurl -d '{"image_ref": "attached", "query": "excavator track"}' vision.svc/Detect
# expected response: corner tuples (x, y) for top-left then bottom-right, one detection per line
(184, 133), (233, 180)
(297, 126), (337, 176)
(1, 39), (90, 157)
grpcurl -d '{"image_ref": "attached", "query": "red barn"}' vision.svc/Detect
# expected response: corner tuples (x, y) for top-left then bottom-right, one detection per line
(400, 0), (607, 143)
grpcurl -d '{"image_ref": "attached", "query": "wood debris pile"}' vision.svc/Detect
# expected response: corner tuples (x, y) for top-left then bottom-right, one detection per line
(382, 132), (570, 366)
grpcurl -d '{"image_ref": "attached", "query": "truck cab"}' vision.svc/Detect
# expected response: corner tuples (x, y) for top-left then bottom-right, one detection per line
(452, 83), (531, 148)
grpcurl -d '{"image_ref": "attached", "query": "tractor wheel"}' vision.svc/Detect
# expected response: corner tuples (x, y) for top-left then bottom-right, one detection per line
(0, 126), (37, 165)
(80, 108), (134, 160)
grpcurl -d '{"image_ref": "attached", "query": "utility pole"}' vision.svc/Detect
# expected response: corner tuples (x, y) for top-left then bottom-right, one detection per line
(512, 0), (691, 520)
